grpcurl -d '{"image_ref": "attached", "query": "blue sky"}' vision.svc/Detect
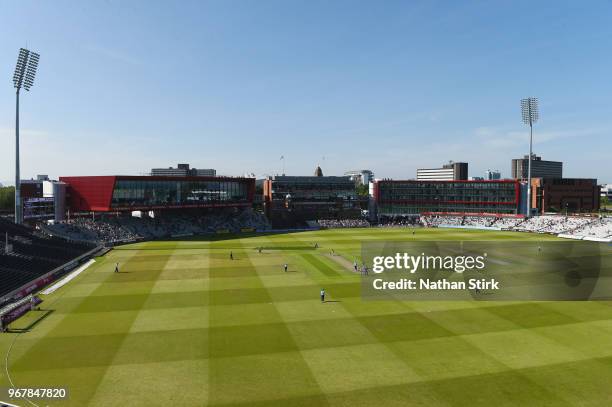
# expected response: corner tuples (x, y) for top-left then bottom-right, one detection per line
(1, 0), (611, 185)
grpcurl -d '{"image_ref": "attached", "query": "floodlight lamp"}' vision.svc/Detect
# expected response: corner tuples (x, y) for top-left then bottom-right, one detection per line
(13, 48), (39, 91)
(521, 97), (539, 126)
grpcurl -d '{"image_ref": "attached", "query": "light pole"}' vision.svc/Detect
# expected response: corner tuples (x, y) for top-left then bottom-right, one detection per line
(12, 48), (40, 224)
(521, 97), (539, 217)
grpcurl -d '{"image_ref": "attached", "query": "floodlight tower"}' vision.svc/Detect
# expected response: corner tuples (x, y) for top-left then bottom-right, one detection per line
(521, 97), (539, 217)
(12, 48), (40, 224)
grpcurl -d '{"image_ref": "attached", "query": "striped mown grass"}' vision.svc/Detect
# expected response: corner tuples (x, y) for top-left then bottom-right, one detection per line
(1, 228), (611, 406)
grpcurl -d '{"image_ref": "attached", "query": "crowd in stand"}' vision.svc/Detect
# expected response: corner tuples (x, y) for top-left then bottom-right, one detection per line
(416, 214), (611, 240)
(46, 209), (271, 244)
(400, 213), (611, 239)
(421, 215), (463, 227)
(49, 218), (140, 243)
(492, 217), (525, 229)
(462, 216), (497, 227)
(569, 217), (612, 239)
(40, 210), (612, 245)
(376, 216), (420, 227)
(512, 215), (593, 234)
(512, 215), (561, 233)
(318, 219), (371, 228)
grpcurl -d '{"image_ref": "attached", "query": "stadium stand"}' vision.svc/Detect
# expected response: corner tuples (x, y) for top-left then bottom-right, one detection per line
(45, 208), (271, 244)
(318, 219), (371, 228)
(491, 217), (525, 229)
(0, 217), (95, 301)
(47, 218), (140, 243)
(39, 210), (612, 248)
(560, 217), (612, 240)
(377, 216), (421, 227)
(416, 213), (611, 241)
(462, 216), (497, 228)
(511, 215), (593, 234)
(421, 215), (464, 227)
(312, 213), (610, 241)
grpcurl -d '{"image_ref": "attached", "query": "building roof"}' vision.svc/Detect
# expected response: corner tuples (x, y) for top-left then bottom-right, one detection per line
(271, 175), (353, 183)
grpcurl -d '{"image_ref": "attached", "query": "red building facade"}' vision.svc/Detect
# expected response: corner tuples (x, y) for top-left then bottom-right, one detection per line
(59, 175), (255, 212)
(530, 178), (599, 214)
(373, 179), (521, 216)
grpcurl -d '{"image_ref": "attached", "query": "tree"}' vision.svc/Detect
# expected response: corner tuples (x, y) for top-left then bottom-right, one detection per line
(355, 184), (369, 197)
(0, 187), (15, 211)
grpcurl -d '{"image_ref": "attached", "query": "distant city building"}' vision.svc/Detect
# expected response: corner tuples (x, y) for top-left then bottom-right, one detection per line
(345, 170), (374, 185)
(416, 162), (468, 181)
(151, 163), (216, 177)
(511, 155), (562, 179)
(485, 169), (501, 180)
(469, 176), (484, 181)
(601, 184), (612, 199)
(151, 163), (191, 176)
(193, 168), (216, 177)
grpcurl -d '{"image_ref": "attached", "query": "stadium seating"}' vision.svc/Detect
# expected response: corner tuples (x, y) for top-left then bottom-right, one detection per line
(0, 217), (95, 300)
(40, 210), (612, 249)
(45, 208), (271, 244)
(563, 217), (612, 239)
(315, 214), (611, 241)
(491, 217), (525, 229)
(511, 215), (593, 234)
(416, 214), (611, 241)
(377, 216), (420, 227)
(462, 216), (497, 227)
(318, 219), (371, 228)
(421, 215), (464, 227)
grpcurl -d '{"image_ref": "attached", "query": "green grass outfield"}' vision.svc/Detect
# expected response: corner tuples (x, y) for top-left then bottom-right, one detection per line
(1, 228), (612, 406)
